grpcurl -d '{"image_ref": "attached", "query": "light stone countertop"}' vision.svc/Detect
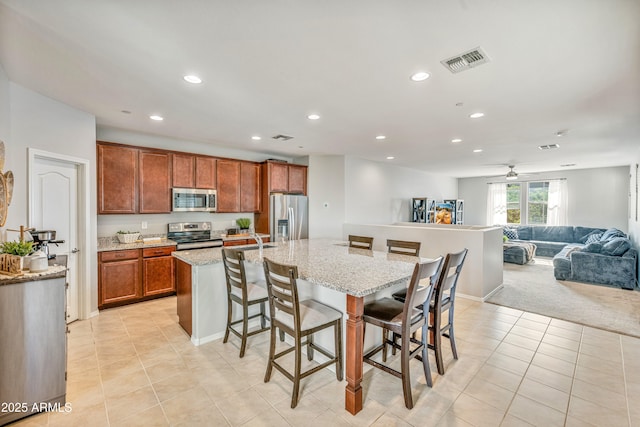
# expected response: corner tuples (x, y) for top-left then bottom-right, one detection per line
(172, 238), (425, 297)
(97, 236), (177, 252)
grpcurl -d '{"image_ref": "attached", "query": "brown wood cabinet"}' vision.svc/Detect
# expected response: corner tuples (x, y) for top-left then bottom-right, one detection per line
(142, 246), (175, 296)
(240, 161), (261, 212)
(97, 144), (138, 214)
(222, 236), (270, 247)
(265, 161), (307, 195)
(216, 159), (241, 212)
(98, 245), (176, 309)
(175, 259), (192, 336)
(139, 150), (172, 213)
(172, 154), (217, 189)
(98, 249), (141, 308)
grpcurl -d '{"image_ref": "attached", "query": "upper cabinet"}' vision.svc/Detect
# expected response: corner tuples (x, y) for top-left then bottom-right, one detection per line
(216, 159), (241, 213)
(265, 161), (307, 195)
(98, 143), (138, 214)
(98, 142), (170, 214)
(240, 162), (261, 212)
(139, 150), (171, 213)
(172, 154), (216, 189)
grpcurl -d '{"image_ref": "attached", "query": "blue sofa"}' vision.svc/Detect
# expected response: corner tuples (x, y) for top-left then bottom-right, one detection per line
(503, 225), (638, 290)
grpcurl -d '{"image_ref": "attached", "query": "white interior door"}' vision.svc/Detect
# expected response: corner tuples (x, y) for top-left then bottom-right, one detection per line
(31, 157), (79, 322)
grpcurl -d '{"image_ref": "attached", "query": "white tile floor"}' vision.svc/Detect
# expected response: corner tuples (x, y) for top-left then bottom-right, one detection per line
(10, 295), (640, 427)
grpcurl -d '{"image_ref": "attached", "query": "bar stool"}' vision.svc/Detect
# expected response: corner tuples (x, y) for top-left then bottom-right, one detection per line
(262, 257), (343, 408)
(362, 258), (443, 409)
(221, 248), (270, 358)
(386, 239), (421, 256)
(348, 235), (374, 249)
(390, 248), (468, 375)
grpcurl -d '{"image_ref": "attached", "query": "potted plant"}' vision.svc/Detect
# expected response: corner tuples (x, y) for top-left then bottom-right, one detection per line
(116, 230), (140, 244)
(236, 218), (251, 232)
(0, 240), (35, 273)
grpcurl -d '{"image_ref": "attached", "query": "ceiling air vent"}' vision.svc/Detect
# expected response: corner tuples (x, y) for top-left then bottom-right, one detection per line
(272, 134), (294, 141)
(538, 144), (560, 150)
(441, 47), (490, 74)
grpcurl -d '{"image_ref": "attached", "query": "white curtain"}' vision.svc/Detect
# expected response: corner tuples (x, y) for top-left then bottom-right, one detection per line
(487, 183), (507, 225)
(547, 179), (568, 225)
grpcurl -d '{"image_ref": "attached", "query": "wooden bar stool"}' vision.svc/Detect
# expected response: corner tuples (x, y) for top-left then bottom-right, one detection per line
(221, 248), (270, 358)
(390, 248), (468, 375)
(362, 258), (443, 409)
(262, 257), (343, 408)
(348, 235), (374, 249)
(386, 239), (421, 256)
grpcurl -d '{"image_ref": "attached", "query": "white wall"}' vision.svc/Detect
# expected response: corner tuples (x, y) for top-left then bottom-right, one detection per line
(5, 82), (98, 312)
(459, 166), (630, 232)
(0, 64), (9, 152)
(344, 156), (458, 225)
(308, 155), (345, 239)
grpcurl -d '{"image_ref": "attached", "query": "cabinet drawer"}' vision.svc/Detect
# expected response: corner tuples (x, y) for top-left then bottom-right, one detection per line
(100, 249), (140, 262)
(143, 246), (175, 258)
(224, 239), (248, 246)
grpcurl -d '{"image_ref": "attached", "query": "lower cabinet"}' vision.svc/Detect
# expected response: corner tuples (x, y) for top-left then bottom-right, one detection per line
(98, 246), (176, 309)
(223, 236), (270, 247)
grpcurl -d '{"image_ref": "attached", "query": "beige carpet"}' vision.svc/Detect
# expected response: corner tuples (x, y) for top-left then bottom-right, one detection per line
(486, 258), (640, 338)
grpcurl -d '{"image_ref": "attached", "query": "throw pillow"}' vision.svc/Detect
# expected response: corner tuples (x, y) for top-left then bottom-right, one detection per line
(582, 242), (603, 253)
(585, 232), (603, 245)
(600, 228), (626, 242)
(503, 228), (519, 240)
(601, 237), (631, 256)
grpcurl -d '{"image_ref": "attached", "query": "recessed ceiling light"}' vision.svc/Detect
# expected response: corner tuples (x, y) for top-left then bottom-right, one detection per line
(386, 156), (395, 160)
(556, 129), (568, 137)
(451, 138), (463, 143)
(251, 136), (261, 141)
(376, 135), (386, 140)
(410, 72), (430, 82)
(183, 75), (202, 84)
(307, 114), (320, 120)
(149, 115), (164, 121)
(469, 112), (485, 119)
(473, 149), (483, 153)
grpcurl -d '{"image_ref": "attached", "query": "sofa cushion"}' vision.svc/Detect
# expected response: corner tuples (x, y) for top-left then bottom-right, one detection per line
(575, 227), (603, 243)
(601, 237), (631, 256)
(503, 227), (519, 240)
(600, 228), (626, 242)
(515, 226), (532, 241)
(584, 232), (603, 245)
(582, 241), (604, 253)
(530, 226), (574, 243)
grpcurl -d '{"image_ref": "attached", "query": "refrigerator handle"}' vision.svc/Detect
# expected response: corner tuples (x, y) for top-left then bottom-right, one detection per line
(288, 207), (295, 240)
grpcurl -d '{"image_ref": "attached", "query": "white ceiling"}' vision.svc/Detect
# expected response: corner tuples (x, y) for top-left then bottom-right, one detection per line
(1, 0), (639, 178)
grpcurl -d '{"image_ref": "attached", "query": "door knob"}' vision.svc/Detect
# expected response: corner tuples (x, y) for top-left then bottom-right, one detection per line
(71, 248), (80, 253)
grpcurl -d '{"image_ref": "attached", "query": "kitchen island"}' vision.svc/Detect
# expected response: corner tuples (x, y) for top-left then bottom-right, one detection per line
(173, 239), (425, 415)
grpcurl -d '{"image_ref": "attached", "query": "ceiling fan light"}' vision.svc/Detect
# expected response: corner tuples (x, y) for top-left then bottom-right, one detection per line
(505, 174), (518, 180)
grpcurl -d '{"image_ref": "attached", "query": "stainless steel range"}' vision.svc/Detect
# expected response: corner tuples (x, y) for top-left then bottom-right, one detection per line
(167, 222), (223, 251)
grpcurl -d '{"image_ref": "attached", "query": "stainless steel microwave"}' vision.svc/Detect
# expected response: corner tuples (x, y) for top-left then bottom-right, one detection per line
(172, 188), (217, 212)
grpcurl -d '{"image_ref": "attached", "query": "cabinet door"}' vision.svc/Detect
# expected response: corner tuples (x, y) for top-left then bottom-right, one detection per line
(97, 144), (137, 214)
(143, 256), (175, 296)
(216, 159), (241, 212)
(223, 239), (248, 247)
(99, 258), (141, 307)
(172, 153), (195, 188)
(139, 150), (172, 213)
(195, 157), (216, 189)
(240, 162), (261, 212)
(268, 162), (288, 193)
(175, 259), (192, 336)
(288, 165), (307, 195)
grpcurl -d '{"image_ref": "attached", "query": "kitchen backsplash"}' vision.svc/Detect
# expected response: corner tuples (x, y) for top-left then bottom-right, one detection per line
(97, 212), (255, 238)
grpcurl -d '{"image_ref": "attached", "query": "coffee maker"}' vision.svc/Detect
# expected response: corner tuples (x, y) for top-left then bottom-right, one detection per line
(30, 230), (64, 259)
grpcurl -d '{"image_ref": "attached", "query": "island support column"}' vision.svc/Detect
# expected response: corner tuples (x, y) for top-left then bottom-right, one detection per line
(345, 294), (364, 415)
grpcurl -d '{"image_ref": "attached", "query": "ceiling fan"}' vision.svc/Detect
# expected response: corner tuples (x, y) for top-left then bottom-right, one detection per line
(486, 164), (536, 180)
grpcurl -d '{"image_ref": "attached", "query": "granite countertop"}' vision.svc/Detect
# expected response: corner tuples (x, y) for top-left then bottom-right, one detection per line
(172, 238), (424, 297)
(97, 236), (177, 252)
(0, 258), (68, 286)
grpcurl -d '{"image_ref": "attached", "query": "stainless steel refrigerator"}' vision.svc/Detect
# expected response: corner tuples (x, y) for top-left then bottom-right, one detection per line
(270, 194), (308, 241)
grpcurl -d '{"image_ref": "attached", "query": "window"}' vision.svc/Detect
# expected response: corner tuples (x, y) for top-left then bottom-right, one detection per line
(506, 183), (521, 224)
(488, 179), (567, 226)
